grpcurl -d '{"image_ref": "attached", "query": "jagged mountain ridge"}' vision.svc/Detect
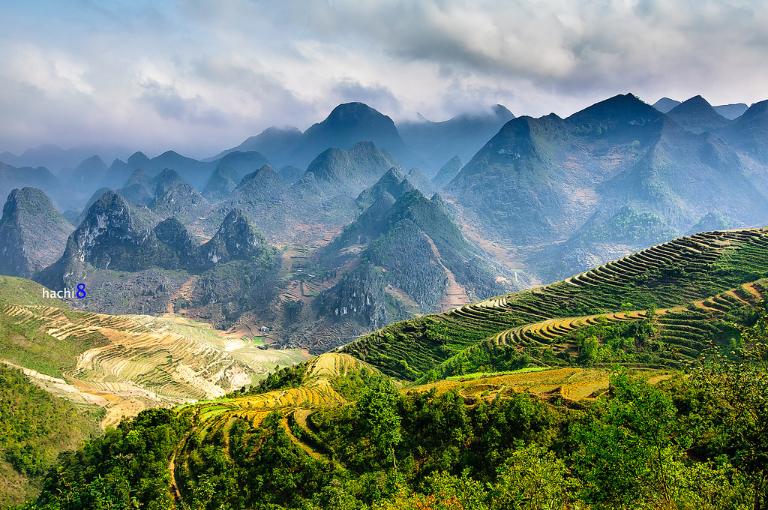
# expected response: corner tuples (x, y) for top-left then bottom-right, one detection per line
(39, 191), (271, 280)
(35, 191), (280, 325)
(302, 172), (516, 350)
(204, 142), (398, 244)
(447, 93), (768, 279)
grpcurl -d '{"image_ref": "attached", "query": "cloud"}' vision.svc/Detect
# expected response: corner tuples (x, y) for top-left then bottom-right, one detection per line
(330, 80), (401, 115)
(0, 0), (767, 156)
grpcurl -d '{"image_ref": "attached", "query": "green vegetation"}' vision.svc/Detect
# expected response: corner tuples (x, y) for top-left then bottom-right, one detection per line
(0, 365), (102, 507)
(0, 277), (108, 377)
(0, 276), (65, 307)
(345, 229), (768, 379)
(20, 314), (768, 508)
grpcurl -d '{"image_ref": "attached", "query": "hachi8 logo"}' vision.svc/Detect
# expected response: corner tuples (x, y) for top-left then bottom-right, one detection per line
(42, 283), (87, 300)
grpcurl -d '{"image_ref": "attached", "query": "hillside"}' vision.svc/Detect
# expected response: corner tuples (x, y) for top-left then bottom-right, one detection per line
(343, 227), (768, 379)
(0, 273), (307, 505)
(0, 274), (306, 419)
(280, 173), (518, 352)
(0, 365), (103, 507)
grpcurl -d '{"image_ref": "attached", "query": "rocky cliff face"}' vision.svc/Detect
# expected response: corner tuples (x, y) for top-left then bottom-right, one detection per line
(0, 188), (73, 277)
(36, 189), (279, 325)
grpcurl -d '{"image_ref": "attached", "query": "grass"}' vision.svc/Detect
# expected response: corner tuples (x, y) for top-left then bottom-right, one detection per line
(446, 366), (548, 381)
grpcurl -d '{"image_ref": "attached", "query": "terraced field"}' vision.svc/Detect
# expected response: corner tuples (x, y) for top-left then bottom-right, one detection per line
(343, 228), (768, 379)
(424, 278), (768, 379)
(416, 367), (673, 404)
(0, 277), (307, 426)
(171, 352), (360, 496)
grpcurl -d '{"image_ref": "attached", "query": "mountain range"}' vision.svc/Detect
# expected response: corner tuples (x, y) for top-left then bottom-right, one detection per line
(448, 93), (768, 279)
(2, 91), (767, 346)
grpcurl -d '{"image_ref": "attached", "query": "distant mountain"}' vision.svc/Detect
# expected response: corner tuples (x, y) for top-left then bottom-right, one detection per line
(653, 97), (749, 120)
(205, 164), (298, 243)
(0, 162), (61, 210)
(667, 95), (730, 134)
(232, 165), (289, 207)
(431, 156), (462, 188)
(118, 168), (209, 224)
(99, 150), (215, 190)
(203, 164), (240, 200)
(652, 97), (681, 113)
(203, 151), (272, 199)
(355, 167), (414, 210)
(721, 100), (768, 164)
(0, 188), (73, 277)
(61, 155), (108, 193)
(308, 176), (516, 349)
(211, 126), (302, 167)
(398, 105), (514, 172)
(447, 93), (768, 280)
(302, 141), (399, 195)
(688, 211), (736, 234)
(150, 169), (209, 221)
(73, 187), (111, 226)
(405, 168), (433, 194)
(0, 144), (130, 172)
(119, 168), (153, 205)
(290, 103), (413, 168)
(37, 191), (279, 324)
(210, 151), (269, 181)
(276, 165), (304, 183)
(206, 146), (398, 245)
(714, 103), (749, 120)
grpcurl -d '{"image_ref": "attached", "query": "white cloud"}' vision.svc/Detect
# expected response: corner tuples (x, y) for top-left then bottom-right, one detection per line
(0, 0), (767, 156)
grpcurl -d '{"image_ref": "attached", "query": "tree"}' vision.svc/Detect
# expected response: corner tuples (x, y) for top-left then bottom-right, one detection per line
(686, 314), (768, 509)
(571, 372), (677, 508)
(356, 377), (403, 470)
(491, 444), (573, 510)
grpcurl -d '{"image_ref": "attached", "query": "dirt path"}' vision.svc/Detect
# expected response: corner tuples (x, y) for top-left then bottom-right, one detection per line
(424, 236), (470, 311)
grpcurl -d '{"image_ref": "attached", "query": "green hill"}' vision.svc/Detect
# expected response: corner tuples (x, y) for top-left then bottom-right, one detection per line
(343, 228), (768, 379)
(0, 365), (102, 507)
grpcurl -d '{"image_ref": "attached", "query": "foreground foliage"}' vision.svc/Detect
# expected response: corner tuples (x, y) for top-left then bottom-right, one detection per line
(19, 306), (768, 509)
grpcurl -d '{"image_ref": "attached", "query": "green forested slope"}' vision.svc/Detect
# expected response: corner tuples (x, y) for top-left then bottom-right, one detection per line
(0, 366), (102, 508)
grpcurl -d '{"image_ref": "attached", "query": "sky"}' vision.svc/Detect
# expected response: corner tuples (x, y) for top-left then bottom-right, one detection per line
(1, 0), (767, 158)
